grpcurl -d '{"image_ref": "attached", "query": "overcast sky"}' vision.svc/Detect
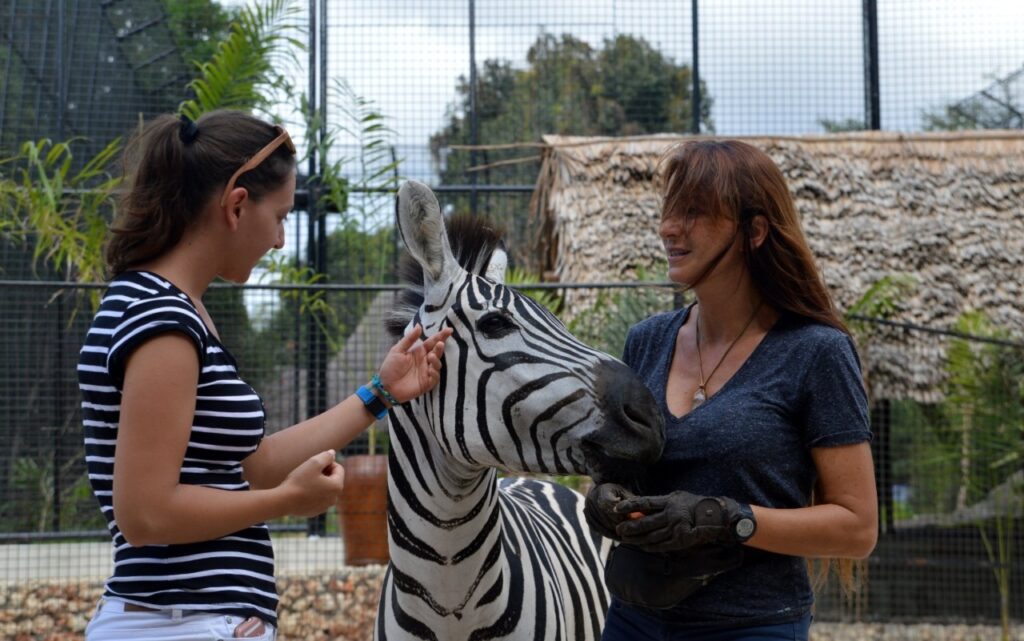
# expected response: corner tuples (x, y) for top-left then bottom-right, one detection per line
(226, 1), (1023, 298)
(297, 0), (1022, 182)
(229, 0), (1024, 184)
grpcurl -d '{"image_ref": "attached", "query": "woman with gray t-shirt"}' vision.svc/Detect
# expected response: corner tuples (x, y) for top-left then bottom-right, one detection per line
(585, 140), (878, 641)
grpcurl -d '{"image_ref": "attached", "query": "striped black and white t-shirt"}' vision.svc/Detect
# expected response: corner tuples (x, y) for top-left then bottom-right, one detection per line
(78, 270), (277, 624)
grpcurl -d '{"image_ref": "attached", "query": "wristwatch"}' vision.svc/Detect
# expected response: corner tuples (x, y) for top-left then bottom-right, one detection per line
(731, 503), (757, 543)
(356, 384), (389, 420)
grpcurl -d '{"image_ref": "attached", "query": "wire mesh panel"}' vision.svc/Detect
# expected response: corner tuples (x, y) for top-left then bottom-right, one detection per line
(699, 0), (864, 135)
(1, 276), (1023, 635)
(815, 329), (1024, 624)
(0, 0), (192, 161)
(325, 0), (470, 186)
(881, 0), (1024, 131)
(3, 0), (1024, 637)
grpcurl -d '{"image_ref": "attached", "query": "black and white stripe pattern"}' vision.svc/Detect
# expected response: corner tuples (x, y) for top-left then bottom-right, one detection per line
(78, 270), (277, 624)
(375, 182), (664, 640)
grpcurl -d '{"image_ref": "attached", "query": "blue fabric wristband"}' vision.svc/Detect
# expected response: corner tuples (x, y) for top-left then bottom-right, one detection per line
(356, 384), (388, 420)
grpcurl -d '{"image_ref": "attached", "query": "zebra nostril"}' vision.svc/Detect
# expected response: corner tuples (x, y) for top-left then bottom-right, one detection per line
(622, 402), (647, 427)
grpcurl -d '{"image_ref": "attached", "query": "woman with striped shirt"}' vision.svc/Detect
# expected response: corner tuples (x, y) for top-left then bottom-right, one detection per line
(79, 110), (450, 640)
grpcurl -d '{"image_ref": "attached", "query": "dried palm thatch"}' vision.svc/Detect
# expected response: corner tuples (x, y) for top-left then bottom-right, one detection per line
(531, 131), (1024, 401)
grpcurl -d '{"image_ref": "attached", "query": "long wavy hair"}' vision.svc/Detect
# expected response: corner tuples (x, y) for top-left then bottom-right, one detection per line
(659, 139), (848, 335)
(660, 139), (864, 596)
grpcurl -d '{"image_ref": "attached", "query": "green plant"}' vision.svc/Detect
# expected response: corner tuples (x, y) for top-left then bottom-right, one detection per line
(941, 312), (1023, 641)
(0, 0), (300, 293)
(844, 273), (917, 388)
(258, 254), (342, 352)
(845, 274), (917, 325)
(321, 79), (401, 220)
(505, 266), (562, 315)
(329, 80), (405, 458)
(566, 264), (674, 358)
(0, 1), (305, 536)
(179, 0), (302, 120)
(0, 138), (120, 288)
(4, 456), (104, 533)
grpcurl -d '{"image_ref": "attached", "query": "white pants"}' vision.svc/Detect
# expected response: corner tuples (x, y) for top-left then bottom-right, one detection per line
(85, 598), (276, 641)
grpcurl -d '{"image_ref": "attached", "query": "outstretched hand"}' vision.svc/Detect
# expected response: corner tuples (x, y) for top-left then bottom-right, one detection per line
(378, 324), (453, 404)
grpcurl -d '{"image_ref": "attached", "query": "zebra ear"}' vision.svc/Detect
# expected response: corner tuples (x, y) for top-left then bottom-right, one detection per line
(484, 248), (507, 284)
(396, 180), (460, 283)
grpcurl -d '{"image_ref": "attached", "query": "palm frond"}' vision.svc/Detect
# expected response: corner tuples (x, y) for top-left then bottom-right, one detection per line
(313, 79), (400, 227)
(179, 0), (303, 118)
(0, 138), (119, 285)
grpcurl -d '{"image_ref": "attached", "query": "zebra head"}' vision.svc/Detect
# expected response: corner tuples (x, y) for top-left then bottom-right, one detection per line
(388, 180), (664, 485)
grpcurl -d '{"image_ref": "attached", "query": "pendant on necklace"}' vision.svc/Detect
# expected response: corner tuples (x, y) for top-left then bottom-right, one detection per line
(692, 386), (706, 408)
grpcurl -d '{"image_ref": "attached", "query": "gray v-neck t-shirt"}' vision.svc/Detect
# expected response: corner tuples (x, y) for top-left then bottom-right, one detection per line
(621, 305), (871, 626)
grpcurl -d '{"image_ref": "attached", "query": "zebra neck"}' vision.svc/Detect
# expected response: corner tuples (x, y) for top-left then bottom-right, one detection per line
(387, 412), (510, 620)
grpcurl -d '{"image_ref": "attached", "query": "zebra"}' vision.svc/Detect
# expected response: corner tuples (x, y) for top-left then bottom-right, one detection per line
(376, 180), (665, 641)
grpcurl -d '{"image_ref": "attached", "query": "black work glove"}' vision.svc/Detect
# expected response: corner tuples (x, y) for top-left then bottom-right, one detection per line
(583, 483), (636, 539)
(613, 490), (756, 554)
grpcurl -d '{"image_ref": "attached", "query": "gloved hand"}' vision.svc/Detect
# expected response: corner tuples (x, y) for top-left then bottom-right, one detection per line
(613, 490), (756, 553)
(583, 483), (636, 539)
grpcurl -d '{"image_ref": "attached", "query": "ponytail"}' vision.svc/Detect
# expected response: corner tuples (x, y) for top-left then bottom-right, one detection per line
(105, 110), (296, 275)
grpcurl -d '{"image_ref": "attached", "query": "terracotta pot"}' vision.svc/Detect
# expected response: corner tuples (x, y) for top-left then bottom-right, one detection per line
(337, 454), (390, 566)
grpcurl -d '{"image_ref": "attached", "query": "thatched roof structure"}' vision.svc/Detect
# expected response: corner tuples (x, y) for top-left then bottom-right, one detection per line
(532, 132), (1024, 402)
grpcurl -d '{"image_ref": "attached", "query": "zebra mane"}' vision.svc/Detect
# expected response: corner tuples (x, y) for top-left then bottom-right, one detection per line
(385, 213), (506, 339)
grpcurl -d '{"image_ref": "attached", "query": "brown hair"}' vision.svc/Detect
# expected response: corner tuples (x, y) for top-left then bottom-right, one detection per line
(659, 139), (848, 334)
(105, 109), (296, 275)
(663, 140), (864, 594)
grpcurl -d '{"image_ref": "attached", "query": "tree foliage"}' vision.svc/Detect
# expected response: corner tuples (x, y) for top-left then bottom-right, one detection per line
(163, 0), (238, 68)
(179, 0), (302, 119)
(434, 31), (714, 148)
(923, 68), (1024, 131)
(942, 313), (1023, 641)
(429, 32), (713, 192)
(819, 117), (866, 133)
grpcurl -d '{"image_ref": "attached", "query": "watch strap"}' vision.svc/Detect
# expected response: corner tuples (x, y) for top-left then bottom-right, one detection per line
(356, 384), (388, 420)
(732, 502), (757, 542)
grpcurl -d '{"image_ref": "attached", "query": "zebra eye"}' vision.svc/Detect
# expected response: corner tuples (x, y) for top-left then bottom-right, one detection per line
(476, 310), (517, 338)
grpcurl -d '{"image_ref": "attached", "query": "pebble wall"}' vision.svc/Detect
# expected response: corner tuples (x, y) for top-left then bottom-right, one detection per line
(1, 571), (1019, 640)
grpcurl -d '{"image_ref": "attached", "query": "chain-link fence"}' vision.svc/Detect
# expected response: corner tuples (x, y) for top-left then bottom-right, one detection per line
(5, 1), (1024, 264)
(2, 0), (1023, 636)
(1, 280), (1021, 627)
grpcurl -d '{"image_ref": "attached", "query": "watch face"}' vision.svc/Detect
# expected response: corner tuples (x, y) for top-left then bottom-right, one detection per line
(735, 517), (756, 539)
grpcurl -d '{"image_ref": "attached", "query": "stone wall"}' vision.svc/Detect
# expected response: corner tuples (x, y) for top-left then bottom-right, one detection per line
(1, 572), (1019, 640)
(0, 568), (384, 641)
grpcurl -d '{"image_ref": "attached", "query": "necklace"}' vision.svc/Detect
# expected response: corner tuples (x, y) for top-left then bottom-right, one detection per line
(693, 301), (763, 408)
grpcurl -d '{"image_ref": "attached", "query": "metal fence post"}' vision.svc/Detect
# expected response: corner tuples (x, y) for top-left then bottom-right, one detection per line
(305, 0), (329, 538)
(690, 0), (701, 136)
(56, 0), (66, 141)
(468, 0), (478, 216)
(871, 398), (893, 534)
(863, 0), (881, 130)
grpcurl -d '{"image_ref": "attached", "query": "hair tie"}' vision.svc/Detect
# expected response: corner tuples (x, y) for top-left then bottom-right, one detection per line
(178, 114), (199, 144)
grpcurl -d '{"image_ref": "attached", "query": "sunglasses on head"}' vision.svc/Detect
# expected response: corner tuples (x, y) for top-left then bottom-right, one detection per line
(219, 125), (296, 208)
